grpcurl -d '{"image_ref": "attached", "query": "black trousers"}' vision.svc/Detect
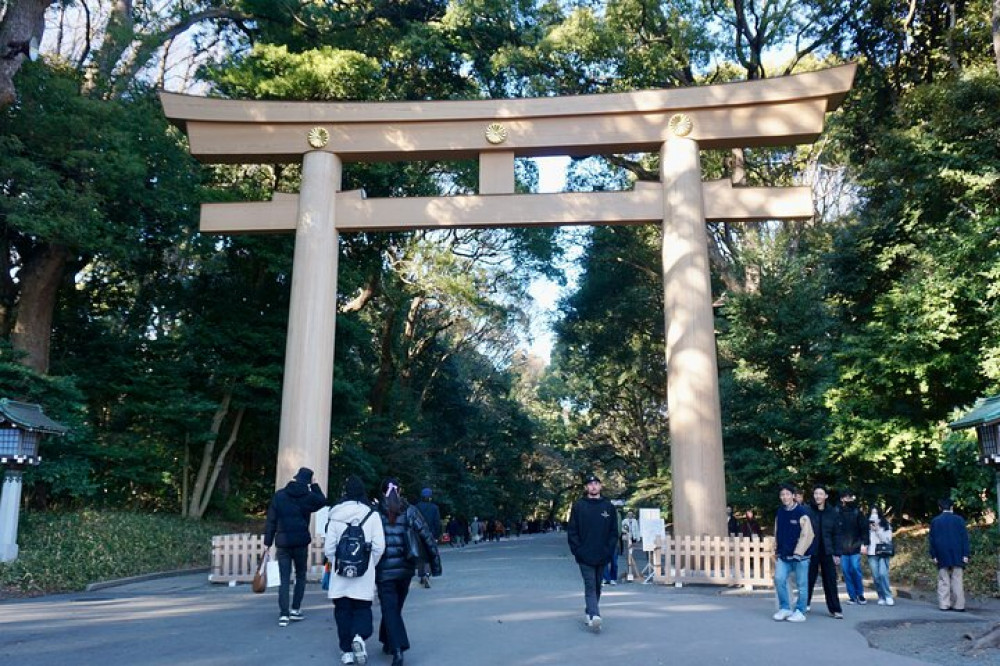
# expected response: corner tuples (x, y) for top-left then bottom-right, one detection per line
(276, 545), (309, 616)
(377, 577), (412, 652)
(808, 552), (843, 613)
(333, 597), (373, 653)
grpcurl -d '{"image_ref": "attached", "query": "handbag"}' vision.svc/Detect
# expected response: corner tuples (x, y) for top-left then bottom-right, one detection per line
(874, 542), (895, 557)
(252, 552), (268, 593)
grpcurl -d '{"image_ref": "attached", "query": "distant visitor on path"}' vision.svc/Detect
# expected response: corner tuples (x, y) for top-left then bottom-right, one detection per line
(567, 472), (618, 633)
(324, 475), (385, 665)
(414, 487), (441, 588)
(740, 509), (763, 539)
(263, 467), (327, 627)
(375, 478), (442, 666)
(772, 483), (814, 623)
(929, 497), (970, 612)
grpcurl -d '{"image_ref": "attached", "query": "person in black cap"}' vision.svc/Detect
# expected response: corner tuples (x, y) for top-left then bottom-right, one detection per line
(414, 487), (441, 588)
(264, 467), (327, 627)
(567, 472), (618, 633)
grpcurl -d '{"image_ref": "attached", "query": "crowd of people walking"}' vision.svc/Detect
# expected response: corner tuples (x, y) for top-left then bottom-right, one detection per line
(261, 466), (974, 658)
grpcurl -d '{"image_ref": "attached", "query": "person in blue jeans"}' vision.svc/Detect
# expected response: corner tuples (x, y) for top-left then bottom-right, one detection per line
(834, 489), (869, 604)
(866, 506), (894, 605)
(773, 483), (815, 623)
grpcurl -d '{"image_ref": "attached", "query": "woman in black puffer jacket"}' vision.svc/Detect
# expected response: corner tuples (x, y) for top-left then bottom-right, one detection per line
(376, 478), (442, 666)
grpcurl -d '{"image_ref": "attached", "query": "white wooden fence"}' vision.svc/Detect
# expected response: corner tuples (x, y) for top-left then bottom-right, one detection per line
(209, 533), (326, 584)
(650, 535), (776, 588)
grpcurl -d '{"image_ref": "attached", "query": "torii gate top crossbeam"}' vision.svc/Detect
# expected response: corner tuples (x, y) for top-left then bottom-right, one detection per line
(160, 64), (856, 164)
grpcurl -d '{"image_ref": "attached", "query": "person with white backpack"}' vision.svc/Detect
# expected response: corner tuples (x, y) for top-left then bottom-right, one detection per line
(325, 475), (385, 665)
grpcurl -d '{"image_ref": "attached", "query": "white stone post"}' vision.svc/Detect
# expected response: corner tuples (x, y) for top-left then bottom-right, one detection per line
(660, 131), (727, 538)
(0, 469), (24, 562)
(275, 151), (342, 496)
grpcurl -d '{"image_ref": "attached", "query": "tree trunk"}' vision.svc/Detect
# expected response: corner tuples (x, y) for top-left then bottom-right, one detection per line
(187, 388), (244, 519)
(193, 407), (244, 518)
(11, 244), (72, 374)
(993, 0), (1000, 77)
(0, 0), (53, 110)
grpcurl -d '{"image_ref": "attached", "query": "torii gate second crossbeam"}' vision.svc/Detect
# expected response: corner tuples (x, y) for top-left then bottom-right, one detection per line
(161, 63), (856, 538)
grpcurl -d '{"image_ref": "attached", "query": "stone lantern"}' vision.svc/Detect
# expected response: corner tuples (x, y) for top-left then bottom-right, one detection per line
(948, 394), (1000, 590)
(0, 399), (68, 562)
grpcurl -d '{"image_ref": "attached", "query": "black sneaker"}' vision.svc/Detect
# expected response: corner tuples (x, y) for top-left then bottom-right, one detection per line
(278, 615), (289, 627)
(290, 609), (304, 621)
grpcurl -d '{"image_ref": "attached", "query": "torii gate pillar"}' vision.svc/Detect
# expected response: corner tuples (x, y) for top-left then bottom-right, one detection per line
(275, 151), (341, 494)
(661, 135), (726, 537)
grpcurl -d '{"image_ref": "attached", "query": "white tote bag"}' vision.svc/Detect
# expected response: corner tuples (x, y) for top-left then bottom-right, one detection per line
(266, 558), (281, 588)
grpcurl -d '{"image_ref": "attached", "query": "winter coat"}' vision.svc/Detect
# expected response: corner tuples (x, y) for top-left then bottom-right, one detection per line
(834, 504), (869, 555)
(264, 480), (327, 548)
(567, 496), (618, 566)
(416, 499), (442, 539)
(376, 501), (442, 583)
(810, 503), (841, 556)
(929, 511), (971, 568)
(323, 500), (385, 601)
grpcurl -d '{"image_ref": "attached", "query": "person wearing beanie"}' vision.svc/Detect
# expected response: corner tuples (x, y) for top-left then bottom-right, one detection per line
(325, 475), (385, 665)
(264, 467), (327, 627)
(414, 487), (441, 588)
(567, 472), (618, 633)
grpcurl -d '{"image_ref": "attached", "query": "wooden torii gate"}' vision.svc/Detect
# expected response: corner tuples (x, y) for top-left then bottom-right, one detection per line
(161, 63), (855, 538)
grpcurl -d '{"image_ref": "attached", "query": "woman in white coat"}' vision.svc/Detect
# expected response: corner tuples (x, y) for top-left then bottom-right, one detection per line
(324, 475), (385, 665)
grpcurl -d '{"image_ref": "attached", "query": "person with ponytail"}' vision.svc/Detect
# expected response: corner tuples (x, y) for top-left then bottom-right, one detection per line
(374, 478), (442, 666)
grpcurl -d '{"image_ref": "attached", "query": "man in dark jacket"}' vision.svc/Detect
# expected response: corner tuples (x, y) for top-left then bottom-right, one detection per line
(807, 485), (844, 618)
(929, 498), (971, 611)
(567, 472), (618, 633)
(834, 488), (869, 604)
(414, 487), (441, 588)
(264, 467), (327, 626)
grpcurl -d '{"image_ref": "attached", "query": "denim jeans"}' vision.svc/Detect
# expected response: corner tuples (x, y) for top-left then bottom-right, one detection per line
(840, 553), (865, 601)
(869, 555), (892, 600)
(775, 556), (810, 613)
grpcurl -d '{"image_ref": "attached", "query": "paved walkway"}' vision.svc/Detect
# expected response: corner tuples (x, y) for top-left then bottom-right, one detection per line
(0, 532), (980, 665)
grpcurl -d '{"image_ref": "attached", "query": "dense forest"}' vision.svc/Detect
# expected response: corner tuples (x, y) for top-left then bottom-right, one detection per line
(1, 0), (998, 528)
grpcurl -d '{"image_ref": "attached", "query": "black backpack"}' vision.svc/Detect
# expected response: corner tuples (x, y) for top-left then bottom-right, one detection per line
(334, 509), (375, 578)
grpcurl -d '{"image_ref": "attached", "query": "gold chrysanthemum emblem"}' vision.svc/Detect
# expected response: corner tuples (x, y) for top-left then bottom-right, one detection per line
(307, 127), (330, 148)
(668, 114), (693, 137)
(485, 122), (508, 145)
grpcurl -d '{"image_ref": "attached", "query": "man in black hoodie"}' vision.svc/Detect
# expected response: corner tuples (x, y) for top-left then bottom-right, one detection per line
(567, 472), (618, 633)
(264, 467), (327, 626)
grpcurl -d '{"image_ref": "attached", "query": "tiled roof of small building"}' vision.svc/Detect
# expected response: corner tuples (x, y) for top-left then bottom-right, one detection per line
(948, 394), (1000, 430)
(0, 399), (68, 434)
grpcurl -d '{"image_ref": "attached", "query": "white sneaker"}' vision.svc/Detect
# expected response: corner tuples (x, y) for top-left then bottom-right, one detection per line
(278, 615), (289, 627)
(773, 609), (793, 621)
(805, 605), (811, 612)
(885, 597), (895, 606)
(351, 635), (368, 665)
(787, 610), (807, 622)
(589, 615), (602, 633)
(341, 653), (355, 664)
(877, 599), (886, 605)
